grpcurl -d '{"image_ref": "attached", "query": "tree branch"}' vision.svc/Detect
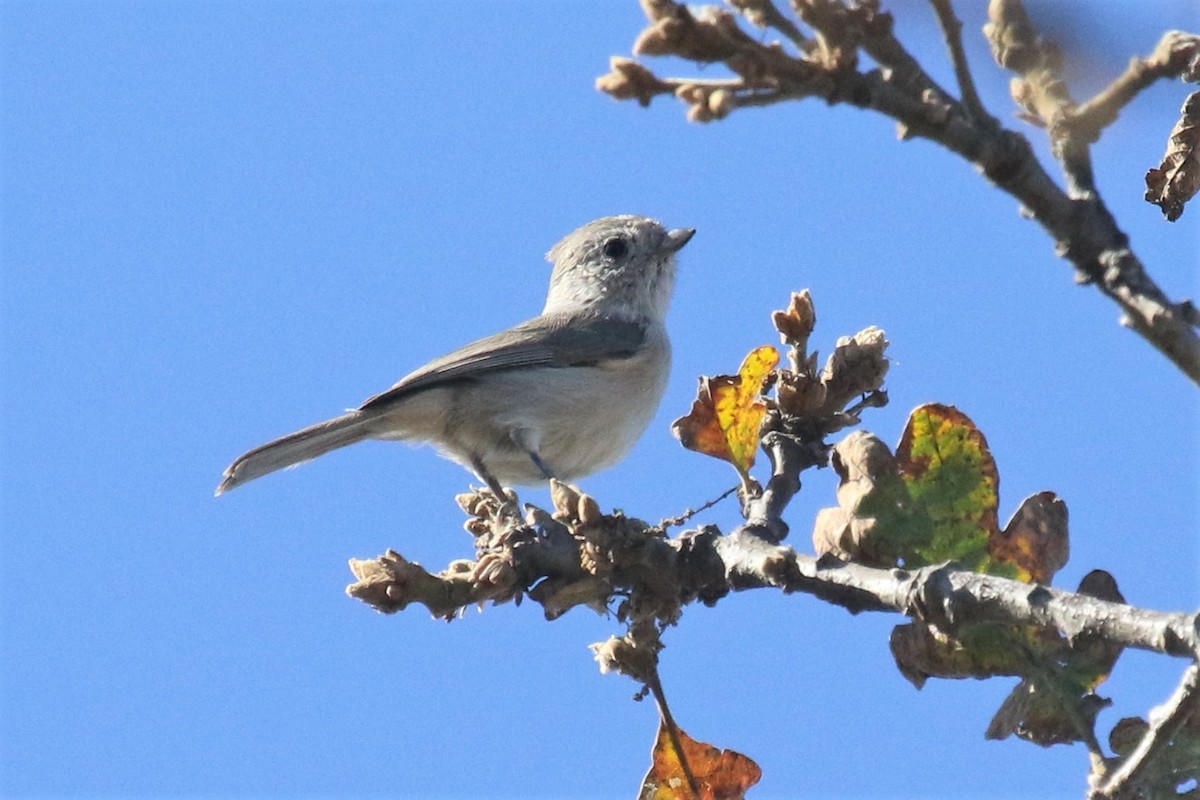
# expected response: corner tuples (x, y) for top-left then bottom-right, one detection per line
(348, 510), (1200, 663)
(1069, 31), (1200, 145)
(929, 0), (991, 124)
(595, 0), (1200, 384)
(1091, 662), (1200, 800)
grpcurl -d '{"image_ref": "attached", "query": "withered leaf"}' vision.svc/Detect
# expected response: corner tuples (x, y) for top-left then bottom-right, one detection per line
(1146, 90), (1200, 221)
(989, 491), (1069, 584)
(640, 721), (762, 800)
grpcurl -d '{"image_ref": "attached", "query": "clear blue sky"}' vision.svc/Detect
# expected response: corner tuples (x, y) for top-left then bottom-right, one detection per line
(2, 2), (1197, 798)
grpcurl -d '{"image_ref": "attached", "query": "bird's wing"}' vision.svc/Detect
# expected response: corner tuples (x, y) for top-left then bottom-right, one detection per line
(359, 312), (648, 411)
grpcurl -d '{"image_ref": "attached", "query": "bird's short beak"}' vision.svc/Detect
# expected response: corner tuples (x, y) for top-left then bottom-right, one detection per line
(664, 227), (696, 253)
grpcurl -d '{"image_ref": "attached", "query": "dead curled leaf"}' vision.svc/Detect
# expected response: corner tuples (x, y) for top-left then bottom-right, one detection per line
(1146, 90), (1200, 221)
(820, 326), (890, 412)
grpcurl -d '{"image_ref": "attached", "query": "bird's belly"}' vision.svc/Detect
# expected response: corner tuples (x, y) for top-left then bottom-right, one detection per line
(446, 353), (668, 484)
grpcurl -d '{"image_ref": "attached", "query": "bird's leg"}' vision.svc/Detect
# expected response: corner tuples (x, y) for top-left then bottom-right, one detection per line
(469, 455), (520, 517)
(526, 449), (556, 481)
(509, 428), (557, 482)
(469, 456), (508, 500)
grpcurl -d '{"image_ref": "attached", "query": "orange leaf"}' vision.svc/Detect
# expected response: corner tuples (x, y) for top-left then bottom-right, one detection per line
(672, 346), (778, 477)
(640, 721), (762, 800)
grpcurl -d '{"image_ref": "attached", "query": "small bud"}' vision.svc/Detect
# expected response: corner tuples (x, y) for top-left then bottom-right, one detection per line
(550, 479), (581, 522)
(708, 88), (736, 118)
(674, 83), (705, 104)
(464, 518), (490, 537)
(639, 0), (678, 22)
(634, 18), (681, 57)
(578, 493), (603, 525)
(687, 102), (715, 123)
(771, 290), (816, 348)
(455, 490), (484, 516)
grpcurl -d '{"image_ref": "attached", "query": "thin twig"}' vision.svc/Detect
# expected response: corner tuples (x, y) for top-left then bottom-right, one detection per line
(929, 0), (991, 124)
(1069, 31), (1200, 143)
(661, 485), (739, 529)
(1091, 662), (1200, 800)
(600, 5), (1200, 382)
(731, 0), (814, 53)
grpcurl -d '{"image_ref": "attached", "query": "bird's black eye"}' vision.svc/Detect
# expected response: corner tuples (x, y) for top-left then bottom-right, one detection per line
(602, 237), (629, 260)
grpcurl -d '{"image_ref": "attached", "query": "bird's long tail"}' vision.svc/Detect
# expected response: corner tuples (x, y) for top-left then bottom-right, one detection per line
(216, 412), (373, 496)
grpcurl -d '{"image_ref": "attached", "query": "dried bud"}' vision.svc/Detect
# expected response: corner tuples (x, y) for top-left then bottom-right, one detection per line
(595, 57), (663, 107)
(456, 490), (486, 517)
(578, 493), (603, 525)
(674, 83), (706, 104)
(771, 289), (816, 349)
(708, 88), (736, 118)
(984, 0), (1040, 74)
(775, 370), (826, 416)
(463, 517), (490, 537)
(633, 3), (741, 61)
(698, 5), (742, 40)
(1151, 30), (1200, 79)
(809, 431), (904, 565)
(640, 0), (679, 22)
(687, 101), (715, 123)
(550, 479), (581, 522)
(590, 635), (630, 675)
(1009, 77), (1045, 126)
(590, 633), (656, 681)
(473, 553), (515, 589)
(633, 17), (682, 57)
(446, 558), (474, 576)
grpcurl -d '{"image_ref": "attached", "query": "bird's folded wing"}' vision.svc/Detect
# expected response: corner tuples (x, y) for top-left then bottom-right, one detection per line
(359, 312), (648, 411)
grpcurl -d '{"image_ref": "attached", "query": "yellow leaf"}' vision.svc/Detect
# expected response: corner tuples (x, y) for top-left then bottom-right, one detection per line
(672, 346), (778, 477)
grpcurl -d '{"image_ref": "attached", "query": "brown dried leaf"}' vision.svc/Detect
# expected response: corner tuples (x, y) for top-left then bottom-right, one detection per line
(1146, 90), (1200, 221)
(820, 326), (890, 412)
(989, 491), (1069, 584)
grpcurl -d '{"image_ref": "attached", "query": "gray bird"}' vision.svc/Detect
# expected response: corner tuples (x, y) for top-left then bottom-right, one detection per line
(216, 215), (694, 498)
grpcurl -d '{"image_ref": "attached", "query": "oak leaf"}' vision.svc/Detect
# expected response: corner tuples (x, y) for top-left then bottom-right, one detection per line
(672, 346), (779, 479)
(640, 722), (761, 800)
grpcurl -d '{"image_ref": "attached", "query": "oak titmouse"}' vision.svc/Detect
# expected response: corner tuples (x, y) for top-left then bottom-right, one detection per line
(216, 215), (695, 498)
